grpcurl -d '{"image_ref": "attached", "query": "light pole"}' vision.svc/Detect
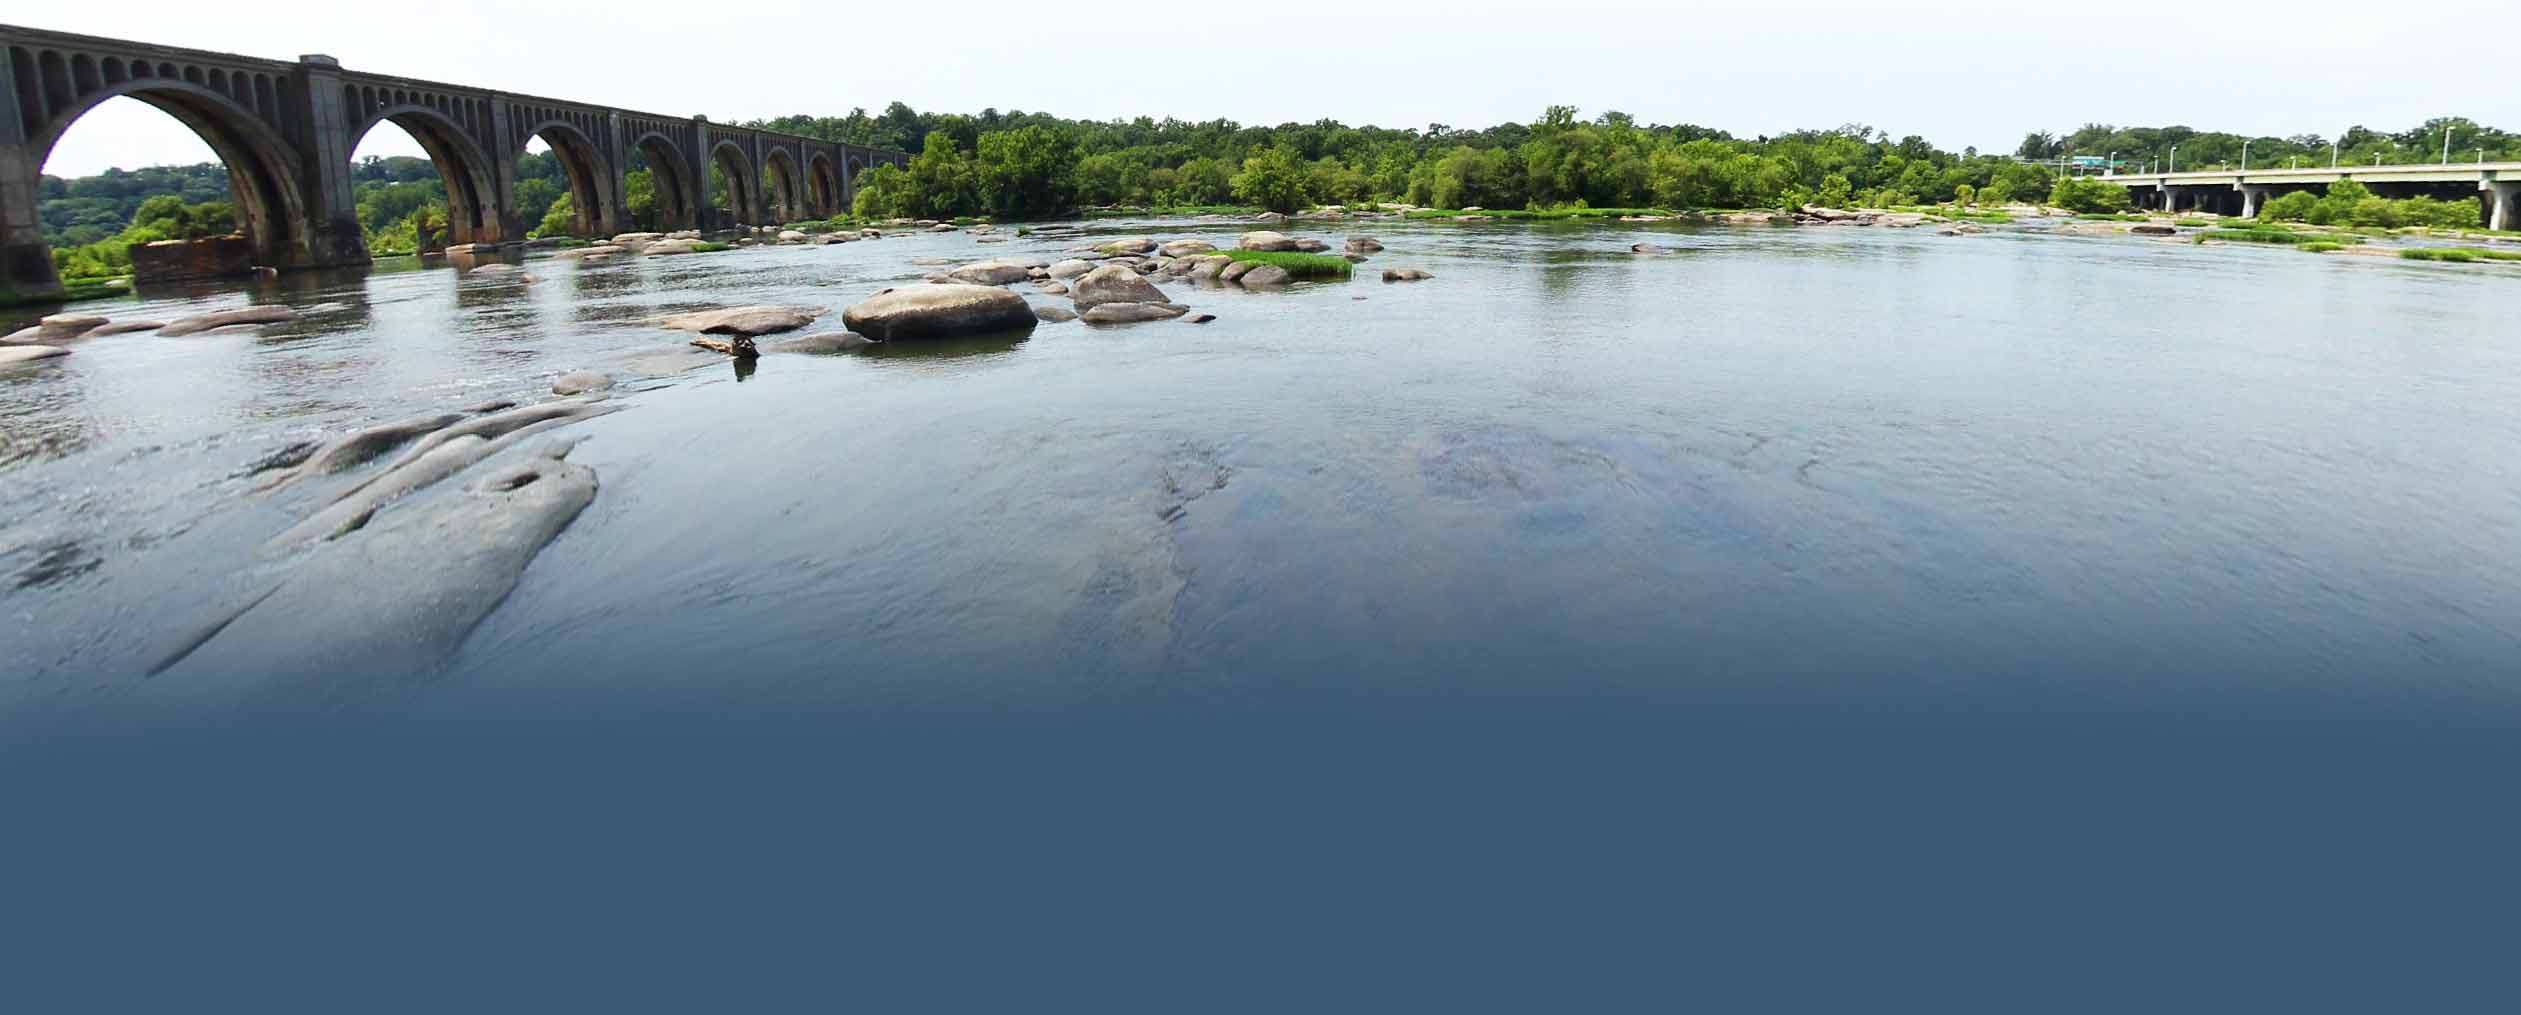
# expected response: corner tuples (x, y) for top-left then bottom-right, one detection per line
(2241, 140), (2251, 172)
(2332, 141), (2339, 168)
(2107, 150), (2116, 177)
(2169, 145), (2177, 173)
(2443, 124), (2453, 165)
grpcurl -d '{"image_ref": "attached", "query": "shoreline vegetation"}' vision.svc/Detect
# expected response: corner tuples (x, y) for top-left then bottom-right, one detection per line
(29, 110), (2521, 303)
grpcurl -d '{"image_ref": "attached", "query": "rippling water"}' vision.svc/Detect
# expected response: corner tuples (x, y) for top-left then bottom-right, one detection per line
(5, 218), (2519, 718)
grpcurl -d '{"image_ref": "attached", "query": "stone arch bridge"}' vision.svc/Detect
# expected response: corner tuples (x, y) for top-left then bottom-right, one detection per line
(0, 23), (908, 302)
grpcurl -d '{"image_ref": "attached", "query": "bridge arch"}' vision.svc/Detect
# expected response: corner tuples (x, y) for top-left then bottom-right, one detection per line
(807, 152), (842, 218)
(844, 156), (869, 207)
(25, 76), (309, 273)
(627, 131), (698, 233)
(708, 139), (761, 227)
(513, 118), (612, 238)
(761, 145), (804, 224)
(350, 102), (503, 247)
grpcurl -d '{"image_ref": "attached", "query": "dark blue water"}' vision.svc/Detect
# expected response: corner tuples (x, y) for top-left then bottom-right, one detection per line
(5, 219), (2520, 1010)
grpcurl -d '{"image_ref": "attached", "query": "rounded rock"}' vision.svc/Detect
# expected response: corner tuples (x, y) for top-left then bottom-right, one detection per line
(841, 284), (1038, 340)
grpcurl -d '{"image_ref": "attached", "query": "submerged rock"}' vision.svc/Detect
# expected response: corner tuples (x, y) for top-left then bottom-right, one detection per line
(1631, 243), (1667, 254)
(256, 411), (467, 490)
(768, 332), (877, 354)
(158, 306), (300, 337)
(1036, 280), (1071, 295)
(2131, 224), (2177, 236)
(841, 284), (1038, 340)
(551, 370), (615, 395)
(1034, 305), (1081, 323)
(1070, 265), (1172, 308)
(1382, 268), (1433, 282)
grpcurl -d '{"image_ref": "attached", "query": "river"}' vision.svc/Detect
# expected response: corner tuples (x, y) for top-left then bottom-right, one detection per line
(4, 216), (2519, 719)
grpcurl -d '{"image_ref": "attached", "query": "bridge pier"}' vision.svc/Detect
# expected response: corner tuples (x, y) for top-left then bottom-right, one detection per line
(2239, 185), (2269, 220)
(293, 56), (377, 271)
(2488, 180), (2519, 232)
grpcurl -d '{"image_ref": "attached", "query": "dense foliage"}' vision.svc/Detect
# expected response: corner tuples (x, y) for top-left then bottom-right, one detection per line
(2257, 180), (2482, 230)
(51, 194), (235, 279)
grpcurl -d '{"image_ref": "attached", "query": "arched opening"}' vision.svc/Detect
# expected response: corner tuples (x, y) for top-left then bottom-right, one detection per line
(347, 118), (448, 259)
(33, 88), (305, 283)
(516, 125), (610, 239)
(845, 157), (868, 209)
(761, 148), (803, 225)
(626, 135), (697, 233)
(708, 142), (760, 228)
(808, 153), (841, 219)
(350, 107), (500, 252)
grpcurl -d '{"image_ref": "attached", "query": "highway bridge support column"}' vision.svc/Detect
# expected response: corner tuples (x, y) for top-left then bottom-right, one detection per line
(2240, 185), (2269, 220)
(2489, 180), (2519, 232)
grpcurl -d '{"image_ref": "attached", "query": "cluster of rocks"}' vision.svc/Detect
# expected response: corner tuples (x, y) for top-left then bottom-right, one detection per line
(1, 306), (305, 365)
(879, 228), (1440, 328)
(1789, 206), (1937, 228)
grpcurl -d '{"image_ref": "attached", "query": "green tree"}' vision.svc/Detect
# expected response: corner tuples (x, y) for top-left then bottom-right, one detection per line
(1231, 146), (1312, 213)
(531, 192), (577, 238)
(972, 125), (1077, 219)
(2047, 176), (2130, 213)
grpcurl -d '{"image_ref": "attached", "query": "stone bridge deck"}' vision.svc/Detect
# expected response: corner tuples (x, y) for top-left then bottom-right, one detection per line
(1, 23), (908, 302)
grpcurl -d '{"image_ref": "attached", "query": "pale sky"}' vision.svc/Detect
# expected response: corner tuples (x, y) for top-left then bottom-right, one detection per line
(27, 0), (2520, 177)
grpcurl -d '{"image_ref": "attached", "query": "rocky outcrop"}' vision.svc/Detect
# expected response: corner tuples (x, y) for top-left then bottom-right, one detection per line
(557, 244), (626, 259)
(1345, 236), (1384, 254)
(1238, 230), (1299, 252)
(947, 260), (1031, 285)
(1081, 302), (1189, 324)
(79, 321), (165, 338)
(654, 305), (826, 336)
(1070, 264), (1171, 308)
(1159, 239), (1217, 257)
(1094, 237), (1159, 255)
(0, 345), (71, 365)
(158, 306), (300, 337)
(154, 442), (601, 693)
(841, 284), (1038, 340)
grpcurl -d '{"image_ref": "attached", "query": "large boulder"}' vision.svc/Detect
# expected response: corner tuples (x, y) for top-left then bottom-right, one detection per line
(655, 305), (826, 336)
(1291, 238), (1330, 253)
(1070, 264), (1171, 308)
(1238, 264), (1293, 286)
(1252, 211), (1289, 224)
(841, 284), (1037, 340)
(1239, 230), (1300, 252)
(1159, 239), (1217, 257)
(1218, 260), (1257, 282)
(1095, 236), (1159, 255)
(158, 306), (300, 336)
(778, 229), (809, 243)
(557, 244), (626, 259)
(1081, 302), (1189, 324)
(1048, 258), (1096, 279)
(1345, 236), (1384, 253)
(947, 260), (1031, 285)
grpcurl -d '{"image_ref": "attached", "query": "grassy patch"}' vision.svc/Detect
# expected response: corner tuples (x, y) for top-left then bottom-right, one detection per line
(689, 241), (732, 253)
(58, 277), (133, 302)
(1083, 204), (1262, 218)
(2174, 217), (2215, 227)
(2197, 226), (2358, 245)
(2076, 213), (2148, 222)
(2298, 242), (2348, 253)
(1225, 250), (1354, 278)
(2400, 246), (2521, 262)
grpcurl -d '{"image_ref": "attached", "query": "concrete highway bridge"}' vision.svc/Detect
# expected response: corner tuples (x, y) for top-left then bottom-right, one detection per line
(0, 24), (908, 302)
(2101, 162), (2521, 228)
